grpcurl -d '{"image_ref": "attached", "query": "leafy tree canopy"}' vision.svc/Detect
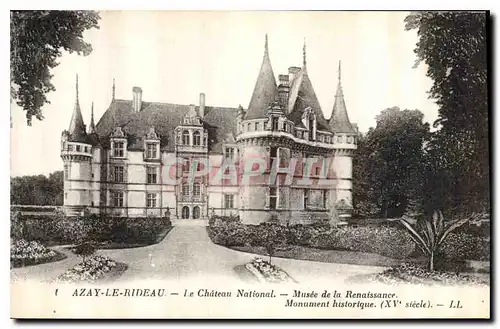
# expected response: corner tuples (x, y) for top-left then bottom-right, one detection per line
(11, 10), (100, 125)
(353, 107), (430, 218)
(405, 11), (489, 214)
(11, 171), (63, 206)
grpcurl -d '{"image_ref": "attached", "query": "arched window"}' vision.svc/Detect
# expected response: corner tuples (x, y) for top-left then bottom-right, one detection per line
(192, 206), (201, 219)
(181, 206), (190, 219)
(182, 130), (190, 145)
(193, 131), (201, 146)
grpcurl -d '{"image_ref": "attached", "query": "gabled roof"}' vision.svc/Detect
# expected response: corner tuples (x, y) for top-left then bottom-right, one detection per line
(95, 99), (238, 153)
(287, 67), (330, 131)
(244, 35), (278, 120)
(329, 62), (356, 134)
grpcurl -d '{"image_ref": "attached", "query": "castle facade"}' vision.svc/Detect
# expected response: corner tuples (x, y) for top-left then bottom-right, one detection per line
(61, 36), (357, 224)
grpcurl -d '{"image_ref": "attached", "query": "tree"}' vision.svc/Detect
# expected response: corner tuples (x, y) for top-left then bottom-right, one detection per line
(11, 11), (100, 125)
(10, 171), (64, 205)
(405, 12), (489, 215)
(354, 107), (430, 218)
(352, 132), (379, 217)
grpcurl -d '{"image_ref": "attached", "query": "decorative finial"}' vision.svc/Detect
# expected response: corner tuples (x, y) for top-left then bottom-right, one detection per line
(265, 34), (268, 56)
(76, 74), (79, 103)
(303, 38), (307, 66)
(112, 78), (116, 100)
(338, 60), (342, 81)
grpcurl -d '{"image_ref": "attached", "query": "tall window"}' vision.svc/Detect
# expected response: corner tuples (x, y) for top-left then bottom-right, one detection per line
(308, 117), (314, 140)
(68, 144), (73, 152)
(225, 147), (235, 159)
(303, 189), (309, 209)
(272, 117), (279, 130)
(182, 130), (190, 145)
(113, 166), (124, 182)
(193, 183), (201, 198)
(112, 191), (124, 207)
(76, 145), (81, 152)
(182, 184), (190, 197)
(270, 147), (278, 169)
(269, 187), (277, 210)
(64, 165), (69, 180)
(224, 194), (234, 209)
(113, 141), (124, 157)
(182, 158), (191, 172)
(147, 166), (157, 184)
(193, 131), (201, 146)
(146, 143), (157, 159)
(147, 193), (157, 208)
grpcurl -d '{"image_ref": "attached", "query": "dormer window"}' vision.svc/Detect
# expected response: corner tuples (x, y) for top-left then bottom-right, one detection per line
(111, 127), (127, 158)
(272, 117), (279, 131)
(113, 141), (124, 157)
(146, 143), (158, 159)
(182, 130), (190, 145)
(193, 131), (201, 146)
(224, 147), (236, 159)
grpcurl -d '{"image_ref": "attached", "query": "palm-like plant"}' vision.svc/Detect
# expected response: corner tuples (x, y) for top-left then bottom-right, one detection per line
(399, 210), (479, 271)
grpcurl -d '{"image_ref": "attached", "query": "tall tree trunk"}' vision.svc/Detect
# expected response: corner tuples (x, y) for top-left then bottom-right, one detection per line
(429, 251), (435, 272)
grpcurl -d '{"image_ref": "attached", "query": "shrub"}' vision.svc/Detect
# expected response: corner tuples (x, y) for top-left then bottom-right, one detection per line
(208, 221), (415, 259)
(440, 232), (490, 261)
(74, 242), (96, 262)
(12, 214), (173, 246)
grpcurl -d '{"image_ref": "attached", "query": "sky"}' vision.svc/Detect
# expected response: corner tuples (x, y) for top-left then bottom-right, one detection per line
(10, 11), (439, 177)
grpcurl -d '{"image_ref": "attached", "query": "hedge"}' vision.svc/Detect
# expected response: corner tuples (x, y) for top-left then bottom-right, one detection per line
(11, 213), (172, 246)
(207, 221), (490, 261)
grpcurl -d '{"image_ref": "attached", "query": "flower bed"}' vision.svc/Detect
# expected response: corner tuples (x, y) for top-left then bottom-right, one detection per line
(57, 255), (125, 284)
(10, 239), (66, 268)
(360, 263), (489, 286)
(245, 257), (295, 284)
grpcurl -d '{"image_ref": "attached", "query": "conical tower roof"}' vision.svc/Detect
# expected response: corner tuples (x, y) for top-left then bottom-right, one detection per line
(329, 61), (356, 134)
(244, 34), (279, 120)
(68, 74), (90, 143)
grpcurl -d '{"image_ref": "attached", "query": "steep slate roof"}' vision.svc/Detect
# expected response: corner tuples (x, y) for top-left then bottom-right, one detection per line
(287, 67), (331, 132)
(286, 44), (331, 132)
(244, 35), (279, 120)
(95, 99), (238, 153)
(68, 75), (93, 144)
(329, 62), (356, 134)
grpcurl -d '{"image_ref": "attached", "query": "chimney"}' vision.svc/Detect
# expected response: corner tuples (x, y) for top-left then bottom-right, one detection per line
(199, 93), (205, 118)
(132, 86), (142, 112)
(278, 74), (290, 109)
(288, 66), (301, 83)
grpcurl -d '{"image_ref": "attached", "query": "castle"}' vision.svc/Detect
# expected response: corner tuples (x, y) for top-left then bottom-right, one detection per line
(61, 36), (358, 224)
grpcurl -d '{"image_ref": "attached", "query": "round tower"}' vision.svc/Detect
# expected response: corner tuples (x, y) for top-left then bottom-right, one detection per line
(328, 61), (357, 218)
(60, 75), (94, 217)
